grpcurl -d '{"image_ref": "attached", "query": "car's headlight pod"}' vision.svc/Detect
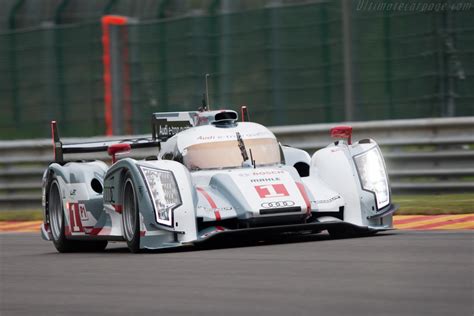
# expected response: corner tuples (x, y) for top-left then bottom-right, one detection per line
(139, 166), (181, 227)
(354, 147), (390, 210)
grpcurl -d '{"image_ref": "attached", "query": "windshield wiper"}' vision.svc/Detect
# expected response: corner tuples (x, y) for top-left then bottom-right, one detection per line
(236, 132), (255, 168)
(236, 132), (249, 162)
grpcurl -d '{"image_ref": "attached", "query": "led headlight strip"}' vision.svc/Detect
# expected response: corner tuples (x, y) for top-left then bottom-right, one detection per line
(353, 147), (390, 210)
(139, 166), (182, 227)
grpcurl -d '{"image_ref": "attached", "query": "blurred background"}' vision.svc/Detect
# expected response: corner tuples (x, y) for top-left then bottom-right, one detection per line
(0, 0), (472, 138)
(0, 0), (472, 214)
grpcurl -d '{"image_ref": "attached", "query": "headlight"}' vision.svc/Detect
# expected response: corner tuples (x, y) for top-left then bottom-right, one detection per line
(354, 147), (390, 210)
(140, 166), (181, 226)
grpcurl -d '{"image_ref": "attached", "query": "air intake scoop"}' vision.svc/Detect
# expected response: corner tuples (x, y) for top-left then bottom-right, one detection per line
(195, 110), (238, 127)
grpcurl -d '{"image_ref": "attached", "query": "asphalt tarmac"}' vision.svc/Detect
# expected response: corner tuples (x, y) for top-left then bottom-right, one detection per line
(1, 230), (473, 316)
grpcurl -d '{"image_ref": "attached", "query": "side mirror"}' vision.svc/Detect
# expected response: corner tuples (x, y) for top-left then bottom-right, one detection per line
(108, 143), (131, 163)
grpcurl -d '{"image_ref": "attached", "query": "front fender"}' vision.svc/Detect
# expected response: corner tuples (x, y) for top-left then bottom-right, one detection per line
(105, 159), (198, 249)
(138, 160), (199, 244)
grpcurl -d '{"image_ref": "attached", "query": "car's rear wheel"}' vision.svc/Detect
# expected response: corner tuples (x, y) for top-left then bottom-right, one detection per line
(122, 174), (140, 253)
(49, 178), (107, 253)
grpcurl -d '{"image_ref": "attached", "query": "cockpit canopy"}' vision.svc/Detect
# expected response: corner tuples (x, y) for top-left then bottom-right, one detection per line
(183, 137), (280, 170)
(159, 121), (282, 171)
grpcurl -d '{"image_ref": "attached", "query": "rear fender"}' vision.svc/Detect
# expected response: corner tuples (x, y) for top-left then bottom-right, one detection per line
(42, 161), (108, 237)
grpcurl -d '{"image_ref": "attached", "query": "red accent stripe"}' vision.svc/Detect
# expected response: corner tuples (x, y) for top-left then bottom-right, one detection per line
(197, 187), (221, 221)
(89, 228), (102, 235)
(88, 227), (111, 236)
(406, 215), (474, 230)
(113, 204), (123, 213)
(296, 182), (311, 214)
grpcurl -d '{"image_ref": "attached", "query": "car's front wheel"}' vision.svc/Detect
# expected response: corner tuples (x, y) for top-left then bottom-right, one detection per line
(122, 173), (140, 253)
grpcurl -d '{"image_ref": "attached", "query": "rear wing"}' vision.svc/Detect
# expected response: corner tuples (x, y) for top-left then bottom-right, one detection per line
(151, 111), (198, 141)
(51, 111), (210, 163)
(50, 121), (160, 163)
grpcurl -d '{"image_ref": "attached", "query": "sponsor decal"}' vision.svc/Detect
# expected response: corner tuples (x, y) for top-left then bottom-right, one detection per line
(158, 122), (192, 138)
(310, 195), (342, 205)
(195, 130), (270, 143)
(261, 200), (295, 208)
(239, 170), (285, 177)
(69, 189), (77, 197)
(68, 202), (84, 233)
(254, 184), (289, 198)
(250, 177), (281, 183)
(197, 206), (234, 212)
(78, 203), (89, 221)
(196, 187), (222, 221)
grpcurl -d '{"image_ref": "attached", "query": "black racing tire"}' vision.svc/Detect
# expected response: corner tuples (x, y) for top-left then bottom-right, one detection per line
(48, 178), (108, 253)
(328, 227), (378, 239)
(122, 172), (141, 253)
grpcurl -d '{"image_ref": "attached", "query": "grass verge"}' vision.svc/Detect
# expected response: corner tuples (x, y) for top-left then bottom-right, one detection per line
(394, 193), (474, 215)
(0, 210), (43, 221)
(0, 194), (472, 221)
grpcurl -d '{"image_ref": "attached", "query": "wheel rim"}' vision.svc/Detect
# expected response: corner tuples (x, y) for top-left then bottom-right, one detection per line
(123, 179), (136, 241)
(49, 181), (63, 241)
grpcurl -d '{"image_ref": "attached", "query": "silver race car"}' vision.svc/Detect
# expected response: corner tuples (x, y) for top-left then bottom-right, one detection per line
(41, 108), (397, 252)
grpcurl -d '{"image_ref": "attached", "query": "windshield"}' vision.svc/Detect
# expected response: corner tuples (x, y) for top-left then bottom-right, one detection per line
(183, 138), (281, 170)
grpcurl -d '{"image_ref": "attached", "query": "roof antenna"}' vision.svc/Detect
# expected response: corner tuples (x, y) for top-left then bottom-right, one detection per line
(200, 93), (207, 112)
(205, 73), (211, 111)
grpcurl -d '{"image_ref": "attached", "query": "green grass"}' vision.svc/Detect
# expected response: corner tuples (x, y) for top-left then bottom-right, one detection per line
(394, 193), (474, 215)
(0, 194), (472, 221)
(0, 210), (43, 221)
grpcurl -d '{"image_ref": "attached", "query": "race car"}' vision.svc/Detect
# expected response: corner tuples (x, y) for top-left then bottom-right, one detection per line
(41, 107), (398, 253)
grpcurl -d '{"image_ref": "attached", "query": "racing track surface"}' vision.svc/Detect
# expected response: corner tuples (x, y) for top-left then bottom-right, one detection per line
(1, 230), (473, 316)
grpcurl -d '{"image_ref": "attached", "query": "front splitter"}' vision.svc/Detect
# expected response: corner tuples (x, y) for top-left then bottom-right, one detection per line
(195, 221), (389, 244)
